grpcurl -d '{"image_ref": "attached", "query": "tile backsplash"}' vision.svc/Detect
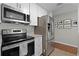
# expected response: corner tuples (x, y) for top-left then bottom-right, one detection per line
(0, 23), (34, 34)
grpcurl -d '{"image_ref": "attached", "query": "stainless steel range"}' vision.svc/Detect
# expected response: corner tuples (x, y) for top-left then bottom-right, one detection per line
(2, 29), (27, 46)
(1, 29), (35, 56)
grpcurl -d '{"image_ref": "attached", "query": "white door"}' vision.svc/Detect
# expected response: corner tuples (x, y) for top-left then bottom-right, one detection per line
(35, 36), (42, 56)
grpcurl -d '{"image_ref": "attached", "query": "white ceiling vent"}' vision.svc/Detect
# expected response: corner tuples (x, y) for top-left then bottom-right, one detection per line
(57, 3), (63, 6)
(56, 3), (64, 8)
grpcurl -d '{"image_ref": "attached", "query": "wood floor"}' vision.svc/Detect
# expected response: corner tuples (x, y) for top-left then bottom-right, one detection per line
(53, 42), (77, 55)
(50, 48), (76, 56)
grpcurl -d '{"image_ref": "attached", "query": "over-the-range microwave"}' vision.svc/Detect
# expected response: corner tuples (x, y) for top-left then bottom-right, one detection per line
(0, 3), (30, 24)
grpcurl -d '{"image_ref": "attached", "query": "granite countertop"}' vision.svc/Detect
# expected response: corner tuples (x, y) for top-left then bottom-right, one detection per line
(2, 33), (42, 47)
(27, 34), (42, 37)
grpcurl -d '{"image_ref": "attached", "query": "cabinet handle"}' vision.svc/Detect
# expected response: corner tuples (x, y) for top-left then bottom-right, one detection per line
(17, 3), (18, 8)
(17, 3), (21, 9)
(20, 4), (21, 8)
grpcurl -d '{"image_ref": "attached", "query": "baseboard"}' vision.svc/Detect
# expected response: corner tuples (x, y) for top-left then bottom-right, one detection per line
(52, 41), (78, 55)
(77, 48), (79, 56)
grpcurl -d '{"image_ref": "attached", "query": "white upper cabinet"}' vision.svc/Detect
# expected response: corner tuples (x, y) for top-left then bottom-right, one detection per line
(5, 3), (30, 14)
(4, 3), (17, 8)
(30, 3), (38, 26)
(30, 4), (47, 26)
(20, 3), (30, 14)
(4, 3), (47, 25)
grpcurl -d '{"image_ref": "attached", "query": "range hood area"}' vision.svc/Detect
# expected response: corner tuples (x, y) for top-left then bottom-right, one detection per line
(0, 3), (30, 24)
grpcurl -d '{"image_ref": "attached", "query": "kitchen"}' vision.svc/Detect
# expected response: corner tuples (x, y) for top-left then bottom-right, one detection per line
(0, 3), (53, 56)
(0, 3), (79, 56)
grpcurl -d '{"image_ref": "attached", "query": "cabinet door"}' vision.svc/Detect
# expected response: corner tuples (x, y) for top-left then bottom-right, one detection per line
(0, 4), (1, 23)
(20, 3), (30, 14)
(4, 3), (17, 8)
(35, 36), (42, 56)
(30, 3), (38, 26)
(20, 42), (27, 56)
(0, 34), (2, 56)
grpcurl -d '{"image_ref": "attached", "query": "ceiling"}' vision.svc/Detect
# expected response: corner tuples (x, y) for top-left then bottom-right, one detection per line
(37, 3), (79, 14)
(37, 3), (58, 12)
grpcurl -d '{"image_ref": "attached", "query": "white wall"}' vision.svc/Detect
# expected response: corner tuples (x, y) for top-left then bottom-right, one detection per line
(47, 12), (53, 17)
(54, 10), (79, 47)
(77, 5), (79, 55)
(36, 4), (47, 17)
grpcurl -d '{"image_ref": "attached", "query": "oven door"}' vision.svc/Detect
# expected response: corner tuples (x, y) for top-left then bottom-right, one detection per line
(26, 41), (35, 56)
(1, 46), (19, 56)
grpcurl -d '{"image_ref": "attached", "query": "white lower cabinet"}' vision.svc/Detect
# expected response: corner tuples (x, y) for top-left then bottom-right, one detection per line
(20, 42), (28, 56)
(35, 36), (42, 56)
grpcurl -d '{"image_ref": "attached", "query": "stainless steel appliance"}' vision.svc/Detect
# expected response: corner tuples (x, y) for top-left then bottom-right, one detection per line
(26, 41), (34, 56)
(1, 29), (35, 56)
(34, 16), (54, 56)
(0, 4), (29, 24)
(2, 29), (27, 46)
(2, 46), (19, 56)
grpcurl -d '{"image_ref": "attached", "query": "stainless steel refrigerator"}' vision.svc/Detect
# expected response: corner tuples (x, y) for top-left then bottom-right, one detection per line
(34, 15), (54, 56)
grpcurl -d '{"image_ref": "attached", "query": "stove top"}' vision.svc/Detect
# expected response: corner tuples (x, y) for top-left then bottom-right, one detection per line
(2, 36), (34, 47)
